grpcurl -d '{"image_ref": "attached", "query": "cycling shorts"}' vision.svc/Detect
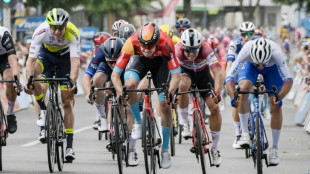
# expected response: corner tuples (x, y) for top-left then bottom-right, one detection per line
(0, 54), (10, 75)
(238, 61), (283, 97)
(36, 46), (71, 89)
(180, 66), (214, 100)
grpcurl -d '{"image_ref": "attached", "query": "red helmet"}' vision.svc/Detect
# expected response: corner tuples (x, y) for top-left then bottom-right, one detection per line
(207, 36), (219, 49)
(93, 32), (111, 46)
(138, 22), (160, 47)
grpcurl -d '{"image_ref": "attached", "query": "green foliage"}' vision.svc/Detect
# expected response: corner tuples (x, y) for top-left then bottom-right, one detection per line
(26, 0), (84, 14)
(272, 0), (310, 12)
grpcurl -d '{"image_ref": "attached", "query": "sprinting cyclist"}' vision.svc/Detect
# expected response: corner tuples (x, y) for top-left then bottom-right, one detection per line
(226, 38), (293, 165)
(176, 28), (223, 166)
(0, 26), (20, 134)
(226, 21), (256, 149)
(83, 31), (111, 130)
(25, 8), (80, 162)
(111, 22), (180, 169)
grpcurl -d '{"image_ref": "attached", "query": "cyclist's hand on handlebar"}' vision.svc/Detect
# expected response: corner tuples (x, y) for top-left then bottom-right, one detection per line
(163, 92), (173, 105)
(212, 92), (221, 104)
(68, 83), (77, 93)
(231, 96), (239, 108)
(272, 96), (282, 107)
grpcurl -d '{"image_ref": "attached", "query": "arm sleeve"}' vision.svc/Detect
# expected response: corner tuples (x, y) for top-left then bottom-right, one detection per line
(114, 38), (134, 74)
(85, 47), (105, 77)
(2, 31), (16, 56)
(69, 34), (80, 58)
(226, 40), (237, 62)
(165, 39), (180, 74)
(29, 28), (47, 58)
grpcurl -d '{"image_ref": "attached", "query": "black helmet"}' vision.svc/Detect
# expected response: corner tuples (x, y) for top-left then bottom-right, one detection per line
(118, 24), (136, 40)
(175, 18), (191, 29)
(102, 37), (124, 60)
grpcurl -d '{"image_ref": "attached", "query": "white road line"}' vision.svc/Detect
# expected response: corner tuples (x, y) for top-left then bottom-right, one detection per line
(21, 125), (93, 147)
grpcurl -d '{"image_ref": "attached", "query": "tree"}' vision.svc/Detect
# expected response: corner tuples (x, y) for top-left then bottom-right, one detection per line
(238, 0), (261, 21)
(183, 0), (192, 19)
(272, 0), (310, 13)
(26, 0), (84, 14)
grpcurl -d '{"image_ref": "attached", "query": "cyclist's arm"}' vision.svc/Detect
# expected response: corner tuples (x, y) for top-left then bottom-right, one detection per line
(70, 57), (80, 83)
(166, 39), (181, 95)
(225, 40), (237, 75)
(2, 30), (19, 78)
(111, 71), (123, 96)
(82, 74), (92, 95)
(169, 72), (180, 95)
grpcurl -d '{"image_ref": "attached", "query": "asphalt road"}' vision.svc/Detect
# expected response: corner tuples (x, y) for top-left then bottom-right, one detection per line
(1, 94), (309, 174)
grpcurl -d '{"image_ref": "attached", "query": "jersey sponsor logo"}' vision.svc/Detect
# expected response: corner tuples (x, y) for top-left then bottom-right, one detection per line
(170, 53), (176, 67)
(116, 52), (125, 64)
(212, 59), (218, 64)
(69, 29), (79, 40)
(231, 63), (242, 75)
(36, 28), (46, 36)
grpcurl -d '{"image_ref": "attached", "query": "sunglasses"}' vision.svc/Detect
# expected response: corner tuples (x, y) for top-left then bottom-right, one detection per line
(241, 32), (254, 37)
(184, 47), (200, 53)
(50, 25), (66, 31)
(140, 44), (156, 50)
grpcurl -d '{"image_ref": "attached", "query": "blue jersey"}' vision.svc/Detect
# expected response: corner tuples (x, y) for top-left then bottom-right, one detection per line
(85, 44), (107, 77)
(226, 36), (260, 62)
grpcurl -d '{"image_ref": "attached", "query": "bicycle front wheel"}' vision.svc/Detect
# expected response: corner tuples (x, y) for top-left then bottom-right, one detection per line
(194, 110), (206, 174)
(113, 106), (124, 174)
(46, 102), (56, 173)
(142, 109), (156, 174)
(255, 114), (263, 174)
(56, 110), (65, 171)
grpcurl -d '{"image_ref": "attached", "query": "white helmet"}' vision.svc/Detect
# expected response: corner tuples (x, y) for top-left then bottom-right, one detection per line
(250, 38), (272, 65)
(239, 21), (255, 32)
(181, 28), (202, 48)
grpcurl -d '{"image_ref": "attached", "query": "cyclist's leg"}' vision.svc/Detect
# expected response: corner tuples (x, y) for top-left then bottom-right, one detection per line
(124, 56), (147, 139)
(1, 59), (18, 133)
(177, 68), (192, 137)
(237, 62), (258, 146)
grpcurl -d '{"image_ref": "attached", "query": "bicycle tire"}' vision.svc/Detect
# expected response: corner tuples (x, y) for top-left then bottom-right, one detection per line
(46, 102), (56, 173)
(0, 101), (4, 171)
(255, 114), (263, 174)
(194, 110), (206, 174)
(56, 110), (65, 171)
(142, 109), (156, 174)
(170, 125), (175, 156)
(113, 106), (124, 174)
(178, 125), (182, 144)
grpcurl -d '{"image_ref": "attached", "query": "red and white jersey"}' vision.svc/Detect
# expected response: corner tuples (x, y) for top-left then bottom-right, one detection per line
(175, 41), (220, 72)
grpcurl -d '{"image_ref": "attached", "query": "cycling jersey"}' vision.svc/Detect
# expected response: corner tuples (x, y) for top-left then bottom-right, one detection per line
(226, 36), (259, 62)
(175, 41), (220, 72)
(114, 30), (180, 75)
(0, 26), (16, 56)
(225, 39), (292, 84)
(85, 44), (107, 77)
(29, 21), (80, 58)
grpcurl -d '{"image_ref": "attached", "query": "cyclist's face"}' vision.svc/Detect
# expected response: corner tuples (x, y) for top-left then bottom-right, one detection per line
(241, 32), (254, 44)
(50, 25), (66, 40)
(184, 46), (200, 61)
(140, 45), (156, 57)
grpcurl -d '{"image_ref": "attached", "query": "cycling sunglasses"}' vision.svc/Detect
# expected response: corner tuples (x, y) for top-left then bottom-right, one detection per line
(184, 47), (200, 53)
(140, 44), (156, 50)
(50, 25), (66, 31)
(241, 32), (254, 37)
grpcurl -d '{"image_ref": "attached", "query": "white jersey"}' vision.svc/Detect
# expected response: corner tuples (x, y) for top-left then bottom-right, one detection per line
(29, 21), (80, 58)
(226, 39), (292, 83)
(0, 26), (16, 56)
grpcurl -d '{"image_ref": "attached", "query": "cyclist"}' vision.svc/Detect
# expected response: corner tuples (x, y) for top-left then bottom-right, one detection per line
(160, 24), (181, 44)
(226, 38), (293, 165)
(118, 23), (136, 41)
(111, 22), (180, 169)
(226, 21), (256, 149)
(175, 18), (191, 37)
(112, 19), (128, 37)
(207, 36), (226, 111)
(176, 28), (223, 166)
(25, 8), (80, 162)
(83, 32), (111, 130)
(0, 26), (20, 134)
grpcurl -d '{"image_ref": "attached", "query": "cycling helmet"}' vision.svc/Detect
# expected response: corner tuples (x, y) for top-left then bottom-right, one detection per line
(46, 8), (69, 26)
(118, 24), (136, 40)
(138, 23), (160, 46)
(160, 24), (173, 38)
(112, 19), (128, 35)
(181, 28), (202, 48)
(239, 21), (255, 32)
(102, 37), (124, 60)
(175, 18), (191, 29)
(207, 36), (219, 49)
(250, 38), (272, 65)
(93, 32), (111, 46)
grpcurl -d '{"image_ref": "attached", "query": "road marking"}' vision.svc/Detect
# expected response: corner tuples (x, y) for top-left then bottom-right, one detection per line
(21, 125), (93, 147)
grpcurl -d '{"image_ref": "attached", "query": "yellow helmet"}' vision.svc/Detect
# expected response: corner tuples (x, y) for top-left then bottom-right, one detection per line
(160, 24), (173, 38)
(46, 8), (69, 26)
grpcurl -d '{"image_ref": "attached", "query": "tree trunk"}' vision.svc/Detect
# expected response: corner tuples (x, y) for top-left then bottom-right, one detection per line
(184, 0), (191, 19)
(248, 0), (260, 21)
